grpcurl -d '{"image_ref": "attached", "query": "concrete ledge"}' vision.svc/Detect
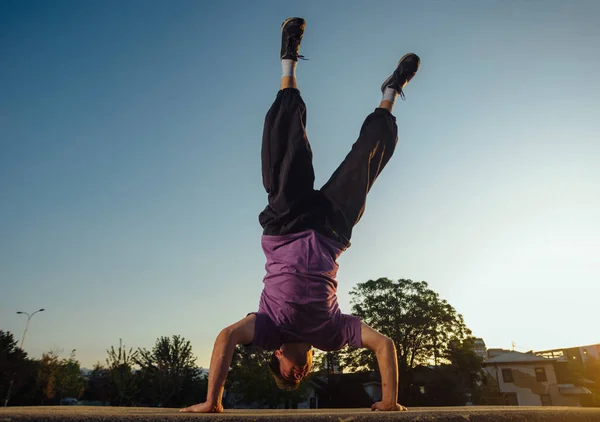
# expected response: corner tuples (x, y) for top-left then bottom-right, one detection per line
(2, 406), (600, 421)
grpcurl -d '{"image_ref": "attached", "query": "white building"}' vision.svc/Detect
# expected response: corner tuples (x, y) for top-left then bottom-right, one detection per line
(482, 350), (591, 406)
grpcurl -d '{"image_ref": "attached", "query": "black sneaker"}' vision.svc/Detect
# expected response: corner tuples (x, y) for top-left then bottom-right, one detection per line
(281, 17), (306, 61)
(381, 53), (420, 99)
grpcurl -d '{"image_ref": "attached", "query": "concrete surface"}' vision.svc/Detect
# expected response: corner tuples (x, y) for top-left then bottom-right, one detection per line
(1, 406), (600, 421)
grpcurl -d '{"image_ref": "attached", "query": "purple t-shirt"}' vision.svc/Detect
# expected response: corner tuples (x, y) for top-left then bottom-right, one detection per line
(249, 230), (362, 351)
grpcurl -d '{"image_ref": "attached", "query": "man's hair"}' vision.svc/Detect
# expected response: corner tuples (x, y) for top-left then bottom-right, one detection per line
(268, 351), (301, 391)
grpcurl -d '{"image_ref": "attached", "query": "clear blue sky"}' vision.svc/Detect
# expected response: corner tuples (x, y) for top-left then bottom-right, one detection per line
(1, 0), (599, 369)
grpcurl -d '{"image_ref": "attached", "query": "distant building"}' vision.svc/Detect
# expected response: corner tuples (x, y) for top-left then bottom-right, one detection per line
(487, 348), (512, 359)
(448, 337), (488, 360)
(473, 338), (488, 359)
(536, 343), (600, 366)
(482, 350), (591, 406)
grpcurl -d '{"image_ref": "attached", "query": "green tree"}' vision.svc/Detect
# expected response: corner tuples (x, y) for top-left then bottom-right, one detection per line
(36, 351), (61, 404)
(106, 339), (138, 405)
(346, 278), (471, 398)
(179, 367), (209, 406)
(419, 338), (485, 406)
(57, 350), (86, 399)
(0, 330), (34, 406)
(80, 363), (111, 404)
(226, 345), (310, 409)
(135, 335), (196, 407)
(449, 338), (484, 402)
(312, 350), (343, 384)
(36, 350), (85, 404)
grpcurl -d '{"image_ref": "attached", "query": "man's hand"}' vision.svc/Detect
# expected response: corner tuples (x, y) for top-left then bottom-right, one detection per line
(179, 314), (256, 414)
(180, 401), (223, 413)
(360, 322), (401, 410)
(371, 401), (408, 411)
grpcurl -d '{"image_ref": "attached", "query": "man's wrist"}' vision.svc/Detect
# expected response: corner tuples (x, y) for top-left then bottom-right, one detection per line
(381, 401), (399, 410)
(381, 397), (397, 407)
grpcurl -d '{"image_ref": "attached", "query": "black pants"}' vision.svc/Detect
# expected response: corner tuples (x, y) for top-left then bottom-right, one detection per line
(259, 88), (398, 247)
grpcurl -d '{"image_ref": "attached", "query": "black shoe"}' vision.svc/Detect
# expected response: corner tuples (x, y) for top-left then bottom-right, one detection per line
(281, 17), (306, 61)
(381, 53), (420, 99)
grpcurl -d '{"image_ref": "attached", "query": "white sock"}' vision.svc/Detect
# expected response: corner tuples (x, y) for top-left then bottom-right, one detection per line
(382, 87), (398, 103)
(281, 59), (297, 78)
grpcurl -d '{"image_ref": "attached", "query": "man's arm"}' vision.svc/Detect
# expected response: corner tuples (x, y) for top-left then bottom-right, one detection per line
(360, 321), (407, 411)
(180, 314), (256, 413)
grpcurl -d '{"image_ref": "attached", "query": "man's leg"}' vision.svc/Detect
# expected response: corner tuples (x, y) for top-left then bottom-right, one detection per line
(259, 18), (318, 235)
(320, 53), (420, 244)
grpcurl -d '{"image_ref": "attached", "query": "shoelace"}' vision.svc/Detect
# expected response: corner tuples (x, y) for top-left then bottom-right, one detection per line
(399, 89), (406, 101)
(285, 35), (308, 60)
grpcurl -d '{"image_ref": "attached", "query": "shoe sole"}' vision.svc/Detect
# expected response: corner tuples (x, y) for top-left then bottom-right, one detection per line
(281, 17), (304, 32)
(381, 53), (415, 93)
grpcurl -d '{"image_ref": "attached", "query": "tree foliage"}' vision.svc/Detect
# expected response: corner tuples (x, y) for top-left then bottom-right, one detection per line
(80, 362), (111, 404)
(36, 350), (85, 404)
(134, 335), (196, 407)
(346, 278), (471, 373)
(446, 337), (485, 401)
(0, 330), (34, 406)
(106, 339), (138, 405)
(1, 331), (24, 391)
(178, 366), (209, 407)
(338, 278), (474, 402)
(0, 330), (25, 368)
(312, 350), (343, 377)
(2, 331), (209, 408)
(412, 338), (485, 406)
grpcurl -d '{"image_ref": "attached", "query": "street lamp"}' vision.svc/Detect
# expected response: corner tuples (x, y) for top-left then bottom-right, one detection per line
(3, 308), (46, 407)
(16, 308), (45, 349)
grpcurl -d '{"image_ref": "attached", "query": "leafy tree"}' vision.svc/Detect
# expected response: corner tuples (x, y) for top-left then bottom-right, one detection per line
(36, 350), (85, 404)
(313, 350), (343, 377)
(0, 330), (35, 406)
(316, 372), (374, 408)
(415, 338), (485, 406)
(226, 345), (310, 409)
(106, 339), (138, 405)
(1, 330), (23, 376)
(345, 278), (471, 398)
(57, 350), (86, 400)
(135, 335), (196, 407)
(447, 337), (485, 403)
(36, 351), (61, 404)
(348, 278), (470, 370)
(421, 365), (467, 405)
(179, 367), (209, 406)
(80, 363), (111, 404)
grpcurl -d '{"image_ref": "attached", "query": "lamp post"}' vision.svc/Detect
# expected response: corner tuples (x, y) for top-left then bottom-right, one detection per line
(3, 308), (46, 407)
(16, 308), (45, 349)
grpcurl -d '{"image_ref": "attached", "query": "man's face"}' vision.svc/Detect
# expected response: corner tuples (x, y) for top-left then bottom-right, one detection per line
(275, 347), (313, 381)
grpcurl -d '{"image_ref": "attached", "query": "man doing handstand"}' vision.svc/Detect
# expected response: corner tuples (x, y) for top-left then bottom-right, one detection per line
(182, 17), (420, 413)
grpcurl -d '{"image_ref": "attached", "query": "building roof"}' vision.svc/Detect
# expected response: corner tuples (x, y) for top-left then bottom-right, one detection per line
(536, 343), (600, 354)
(483, 351), (556, 364)
(559, 385), (592, 395)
